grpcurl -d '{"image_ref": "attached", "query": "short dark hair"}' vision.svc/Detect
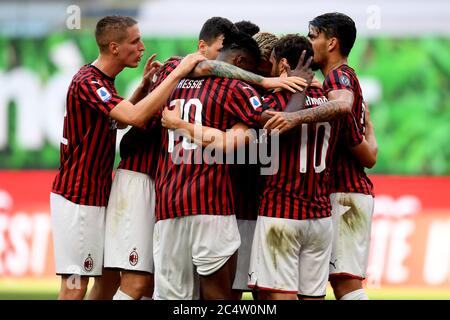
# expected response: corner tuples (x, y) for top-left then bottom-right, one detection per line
(95, 15), (137, 52)
(273, 34), (313, 69)
(222, 31), (261, 65)
(234, 20), (260, 37)
(198, 17), (238, 44)
(309, 12), (356, 57)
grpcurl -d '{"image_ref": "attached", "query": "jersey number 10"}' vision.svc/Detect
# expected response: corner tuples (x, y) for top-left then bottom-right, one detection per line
(168, 98), (203, 152)
(299, 122), (331, 173)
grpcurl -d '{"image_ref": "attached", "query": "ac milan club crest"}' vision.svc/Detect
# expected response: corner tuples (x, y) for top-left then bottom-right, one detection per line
(129, 249), (138, 266)
(84, 254), (94, 272)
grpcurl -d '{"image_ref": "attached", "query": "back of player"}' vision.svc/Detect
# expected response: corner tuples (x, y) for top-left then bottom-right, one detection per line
(153, 33), (264, 300)
(249, 87), (342, 299)
(248, 35), (342, 300)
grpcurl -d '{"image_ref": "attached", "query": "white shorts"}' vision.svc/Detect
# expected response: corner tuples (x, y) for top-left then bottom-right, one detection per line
(232, 219), (256, 291)
(329, 192), (374, 279)
(153, 215), (241, 300)
(248, 215), (332, 297)
(50, 192), (105, 276)
(104, 169), (156, 273)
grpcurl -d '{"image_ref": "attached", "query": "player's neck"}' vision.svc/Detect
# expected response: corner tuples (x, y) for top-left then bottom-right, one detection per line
(322, 56), (348, 78)
(92, 55), (125, 79)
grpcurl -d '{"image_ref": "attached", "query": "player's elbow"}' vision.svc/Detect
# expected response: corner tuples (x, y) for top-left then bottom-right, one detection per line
(341, 101), (352, 114)
(128, 115), (147, 129)
(364, 150), (378, 169)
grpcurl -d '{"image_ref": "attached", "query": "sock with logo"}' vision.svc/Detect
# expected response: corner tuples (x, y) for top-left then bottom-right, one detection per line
(340, 289), (369, 300)
(113, 289), (134, 300)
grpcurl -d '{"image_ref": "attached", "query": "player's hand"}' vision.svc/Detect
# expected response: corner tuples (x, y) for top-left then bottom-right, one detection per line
(263, 110), (298, 134)
(161, 102), (182, 129)
(141, 54), (162, 92)
(261, 76), (308, 93)
(283, 50), (314, 86)
(172, 52), (207, 78)
(310, 77), (322, 89)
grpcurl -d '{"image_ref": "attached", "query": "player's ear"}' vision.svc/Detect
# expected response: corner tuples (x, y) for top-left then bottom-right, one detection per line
(328, 37), (338, 53)
(109, 41), (120, 56)
(235, 55), (247, 69)
(198, 40), (208, 55)
(279, 58), (290, 74)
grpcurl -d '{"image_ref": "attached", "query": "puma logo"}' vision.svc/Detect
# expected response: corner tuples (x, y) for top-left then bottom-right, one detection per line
(330, 259), (338, 269)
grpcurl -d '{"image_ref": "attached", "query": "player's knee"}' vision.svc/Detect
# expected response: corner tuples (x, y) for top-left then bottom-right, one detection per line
(59, 275), (89, 300)
(122, 273), (153, 296)
(330, 276), (362, 300)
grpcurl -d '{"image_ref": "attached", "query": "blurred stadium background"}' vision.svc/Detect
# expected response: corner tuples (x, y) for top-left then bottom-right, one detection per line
(0, 0), (449, 300)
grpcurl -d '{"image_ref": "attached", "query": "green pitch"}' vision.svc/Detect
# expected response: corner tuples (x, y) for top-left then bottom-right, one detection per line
(1, 279), (450, 300)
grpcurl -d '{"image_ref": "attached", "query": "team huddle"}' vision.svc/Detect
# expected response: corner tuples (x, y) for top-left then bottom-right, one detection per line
(50, 13), (378, 300)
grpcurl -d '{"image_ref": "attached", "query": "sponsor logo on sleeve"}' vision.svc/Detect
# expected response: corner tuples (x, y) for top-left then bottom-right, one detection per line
(96, 87), (112, 102)
(249, 96), (262, 110)
(339, 75), (351, 87)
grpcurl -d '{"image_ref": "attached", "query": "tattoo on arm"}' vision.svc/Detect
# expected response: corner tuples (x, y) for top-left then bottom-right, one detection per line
(297, 100), (350, 123)
(205, 60), (264, 84)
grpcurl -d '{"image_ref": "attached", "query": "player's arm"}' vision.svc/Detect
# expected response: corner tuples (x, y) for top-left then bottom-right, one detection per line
(263, 89), (353, 133)
(190, 60), (308, 93)
(161, 105), (253, 152)
(350, 102), (378, 168)
(109, 53), (206, 129)
(116, 54), (162, 129)
(128, 53), (162, 105)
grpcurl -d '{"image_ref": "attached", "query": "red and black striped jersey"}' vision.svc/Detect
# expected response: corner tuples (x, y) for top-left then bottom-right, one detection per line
(323, 65), (374, 196)
(52, 64), (123, 206)
(259, 87), (343, 220)
(232, 91), (291, 221)
(155, 77), (263, 221)
(118, 126), (161, 179)
(117, 58), (182, 178)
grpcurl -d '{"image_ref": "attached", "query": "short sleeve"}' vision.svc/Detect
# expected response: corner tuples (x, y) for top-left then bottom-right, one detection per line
(225, 81), (262, 127)
(78, 79), (123, 115)
(323, 68), (353, 95)
(261, 91), (291, 111)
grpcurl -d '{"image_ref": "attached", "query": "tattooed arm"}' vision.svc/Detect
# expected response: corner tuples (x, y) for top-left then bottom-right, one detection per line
(263, 89), (353, 133)
(190, 60), (307, 93)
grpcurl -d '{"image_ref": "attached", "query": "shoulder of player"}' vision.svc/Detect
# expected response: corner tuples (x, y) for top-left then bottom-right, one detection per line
(305, 86), (327, 99)
(74, 65), (110, 87)
(229, 79), (258, 92)
(161, 57), (182, 70)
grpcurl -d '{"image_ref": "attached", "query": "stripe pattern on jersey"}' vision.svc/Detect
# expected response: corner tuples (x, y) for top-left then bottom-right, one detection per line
(259, 87), (342, 220)
(117, 58), (182, 178)
(323, 65), (374, 196)
(155, 77), (263, 221)
(52, 64), (123, 206)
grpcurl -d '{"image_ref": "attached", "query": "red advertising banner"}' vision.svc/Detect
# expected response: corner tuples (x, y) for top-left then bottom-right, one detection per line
(0, 171), (449, 288)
